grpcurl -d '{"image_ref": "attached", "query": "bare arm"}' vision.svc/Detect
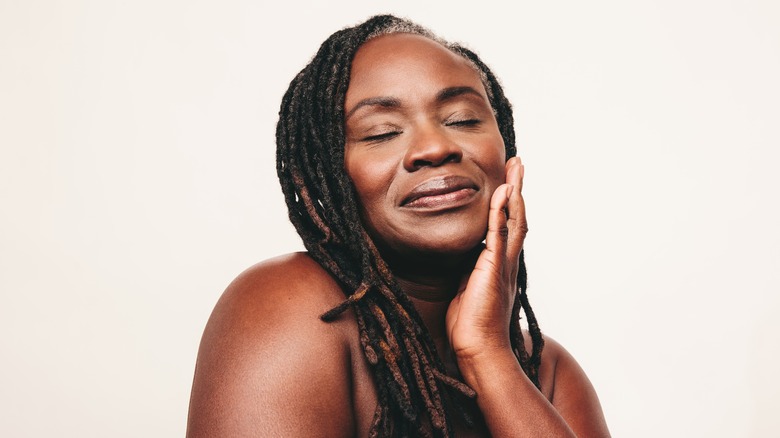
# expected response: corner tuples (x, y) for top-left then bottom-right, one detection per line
(187, 255), (355, 437)
(459, 337), (610, 437)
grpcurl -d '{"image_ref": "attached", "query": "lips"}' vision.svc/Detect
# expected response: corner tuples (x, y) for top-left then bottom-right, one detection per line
(400, 175), (479, 209)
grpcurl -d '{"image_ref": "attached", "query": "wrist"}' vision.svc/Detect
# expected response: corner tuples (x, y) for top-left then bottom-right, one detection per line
(456, 347), (522, 393)
(452, 329), (512, 362)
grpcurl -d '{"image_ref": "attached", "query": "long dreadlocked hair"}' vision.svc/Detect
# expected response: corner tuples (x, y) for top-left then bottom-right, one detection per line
(276, 14), (544, 437)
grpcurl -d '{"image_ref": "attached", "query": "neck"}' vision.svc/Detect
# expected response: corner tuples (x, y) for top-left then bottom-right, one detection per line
(395, 274), (458, 370)
(385, 246), (482, 359)
(387, 246), (478, 302)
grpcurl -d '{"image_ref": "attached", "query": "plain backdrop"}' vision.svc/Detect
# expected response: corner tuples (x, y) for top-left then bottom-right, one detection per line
(1, 0), (779, 436)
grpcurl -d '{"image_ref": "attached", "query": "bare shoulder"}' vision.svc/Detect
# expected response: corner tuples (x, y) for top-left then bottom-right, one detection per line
(536, 334), (611, 437)
(211, 252), (349, 328)
(187, 252), (357, 437)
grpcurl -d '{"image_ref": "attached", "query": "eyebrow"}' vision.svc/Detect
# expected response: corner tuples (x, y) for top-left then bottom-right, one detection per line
(345, 96), (401, 121)
(345, 86), (486, 121)
(435, 86), (485, 103)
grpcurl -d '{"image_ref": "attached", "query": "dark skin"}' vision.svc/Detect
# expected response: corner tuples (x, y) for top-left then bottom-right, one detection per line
(187, 34), (610, 437)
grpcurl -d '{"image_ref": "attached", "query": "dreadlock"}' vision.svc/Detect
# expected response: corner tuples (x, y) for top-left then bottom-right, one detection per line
(276, 14), (544, 437)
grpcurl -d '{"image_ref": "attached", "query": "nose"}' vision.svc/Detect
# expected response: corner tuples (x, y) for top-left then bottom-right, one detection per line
(402, 125), (463, 171)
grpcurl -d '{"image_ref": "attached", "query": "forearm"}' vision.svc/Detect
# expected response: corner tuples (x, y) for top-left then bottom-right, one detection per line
(459, 350), (576, 438)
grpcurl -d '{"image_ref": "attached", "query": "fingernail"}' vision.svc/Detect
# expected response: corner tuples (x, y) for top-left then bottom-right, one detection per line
(506, 184), (514, 199)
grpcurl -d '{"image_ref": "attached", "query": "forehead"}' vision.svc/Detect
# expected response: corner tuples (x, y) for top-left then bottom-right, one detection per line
(346, 33), (488, 105)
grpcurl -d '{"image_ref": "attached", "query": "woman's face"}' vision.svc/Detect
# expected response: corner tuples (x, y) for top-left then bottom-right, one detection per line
(344, 33), (506, 261)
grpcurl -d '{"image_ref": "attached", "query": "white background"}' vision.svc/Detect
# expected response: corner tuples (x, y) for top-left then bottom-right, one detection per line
(1, 0), (779, 436)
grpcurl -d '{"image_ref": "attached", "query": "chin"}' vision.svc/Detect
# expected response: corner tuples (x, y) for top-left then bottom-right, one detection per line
(363, 204), (490, 268)
(406, 228), (486, 259)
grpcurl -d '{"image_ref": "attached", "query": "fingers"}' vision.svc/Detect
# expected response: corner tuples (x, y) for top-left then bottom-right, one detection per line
(478, 183), (513, 276)
(506, 155), (524, 192)
(475, 156), (527, 280)
(505, 156), (528, 261)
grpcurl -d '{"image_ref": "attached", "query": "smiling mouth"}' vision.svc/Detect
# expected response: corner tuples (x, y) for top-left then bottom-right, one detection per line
(401, 175), (479, 209)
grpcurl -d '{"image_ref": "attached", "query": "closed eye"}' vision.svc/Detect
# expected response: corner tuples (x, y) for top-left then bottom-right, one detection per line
(362, 130), (402, 143)
(446, 119), (481, 128)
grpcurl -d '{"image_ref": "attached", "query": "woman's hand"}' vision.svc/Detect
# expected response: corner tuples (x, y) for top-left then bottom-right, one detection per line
(443, 157), (609, 437)
(445, 156), (527, 362)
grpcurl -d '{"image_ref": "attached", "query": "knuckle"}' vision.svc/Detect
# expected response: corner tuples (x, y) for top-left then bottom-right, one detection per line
(519, 221), (529, 235)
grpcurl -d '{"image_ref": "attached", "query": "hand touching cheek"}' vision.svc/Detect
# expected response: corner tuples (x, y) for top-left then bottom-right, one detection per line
(446, 156), (527, 360)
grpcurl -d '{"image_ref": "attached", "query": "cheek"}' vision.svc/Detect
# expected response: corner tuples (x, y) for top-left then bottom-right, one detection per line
(344, 152), (395, 210)
(343, 155), (401, 248)
(476, 136), (508, 188)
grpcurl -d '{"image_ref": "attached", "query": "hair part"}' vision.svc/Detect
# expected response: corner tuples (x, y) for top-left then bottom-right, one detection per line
(276, 14), (542, 437)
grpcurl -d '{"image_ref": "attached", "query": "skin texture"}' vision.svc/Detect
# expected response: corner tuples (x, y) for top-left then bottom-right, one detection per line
(187, 33), (610, 437)
(344, 34), (505, 263)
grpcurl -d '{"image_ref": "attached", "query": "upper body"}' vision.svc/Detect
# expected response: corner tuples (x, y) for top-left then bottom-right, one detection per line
(188, 15), (610, 437)
(187, 252), (609, 437)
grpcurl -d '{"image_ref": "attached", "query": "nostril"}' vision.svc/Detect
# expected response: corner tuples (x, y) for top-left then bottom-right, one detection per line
(403, 129), (464, 171)
(412, 159), (433, 169)
(442, 153), (460, 165)
(411, 152), (460, 170)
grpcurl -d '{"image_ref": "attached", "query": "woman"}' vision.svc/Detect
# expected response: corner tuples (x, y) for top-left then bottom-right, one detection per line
(188, 15), (610, 437)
